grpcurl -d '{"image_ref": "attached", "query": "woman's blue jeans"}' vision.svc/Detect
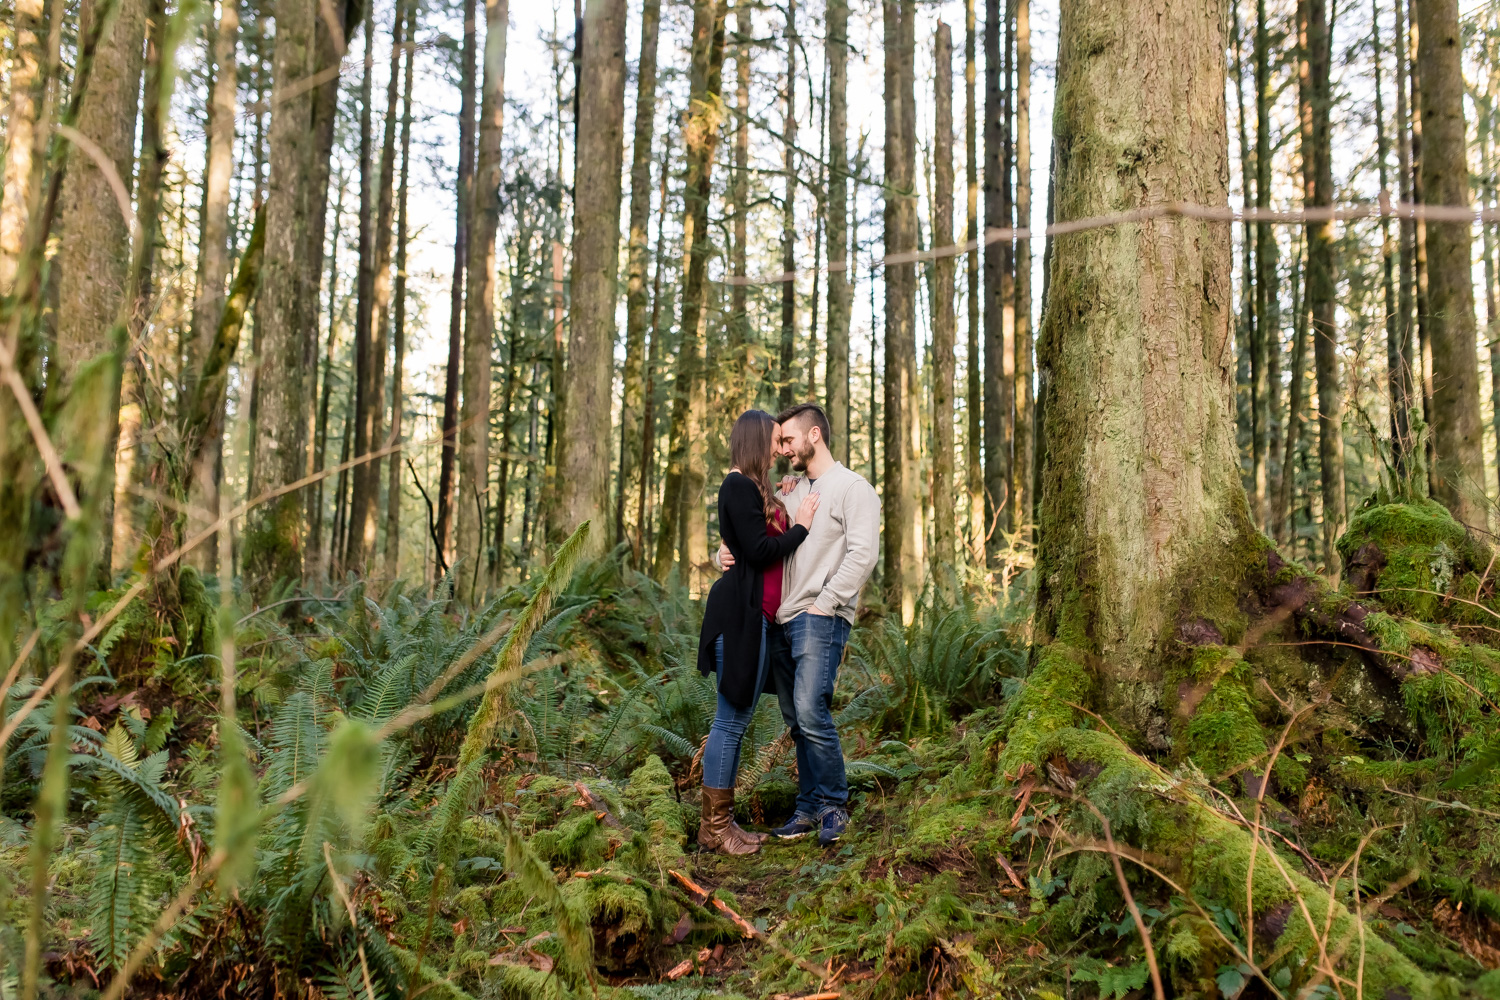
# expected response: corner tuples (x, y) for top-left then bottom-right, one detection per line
(702, 618), (769, 790)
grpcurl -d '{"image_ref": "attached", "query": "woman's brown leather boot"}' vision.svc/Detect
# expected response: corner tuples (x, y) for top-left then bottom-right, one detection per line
(698, 786), (760, 855)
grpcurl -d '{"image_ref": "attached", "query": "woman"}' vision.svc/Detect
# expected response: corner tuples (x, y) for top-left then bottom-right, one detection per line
(696, 410), (819, 855)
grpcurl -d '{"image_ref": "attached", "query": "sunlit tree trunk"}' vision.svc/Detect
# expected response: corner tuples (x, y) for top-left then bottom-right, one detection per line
(883, 0), (919, 620)
(52, 0), (146, 573)
(1037, 0), (1253, 705)
(615, 0), (661, 553)
(385, 0), (416, 577)
(244, 0), (319, 595)
(1256, 0), (1284, 522)
(436, 0), (478, 582)
(652, 0), (726, 589)
(456, 0), (508, 603)
(931, 23), (957, 588)
(825, 0), (850, 462)
(1415, 0), (1485, 528)
(185, 0), (240, 574)
(558, 0), (628, 552)
(0, 0), (47, 294)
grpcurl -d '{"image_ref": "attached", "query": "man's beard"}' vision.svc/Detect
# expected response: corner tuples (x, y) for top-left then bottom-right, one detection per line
(790, 442), (814, 472)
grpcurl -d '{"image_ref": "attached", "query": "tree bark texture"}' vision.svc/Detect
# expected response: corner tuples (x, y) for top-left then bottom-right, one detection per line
(965, 0), (983, 559)
(0, 0), (47, 294)
(558, 0), (628, 553)
(777, 0), (798, 414)
(1012, 0), (1031, 531)
(244, 0), (320, 594)
(883, 0), (919, 621)
(1036, 0), (1254, 711)
(825, 0), (850, 461)
(385, 0), (416, 577)
(931, 24), (957, 586)
(615, 0), (661, 550)
(652, 0), (725, 589)
(982, 0), (1010, 558)
(456, 0), (509, 603)
(1415, 0), (1486, 529)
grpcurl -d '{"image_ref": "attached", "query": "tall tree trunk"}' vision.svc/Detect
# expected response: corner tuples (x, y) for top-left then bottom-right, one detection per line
(311, 175), (345, 583)
(385, 0), (416, 577)
(1409, 0), (1435, 487)
(637, 141), (671, 568)
(965, 0), (983, 559)
(0, 0), (46, 293)
(1297, 0), (1344, 576)
(883, 0), (919, 620)
(825, 0), (850, 462)
(185, 0), (240, 574)
(727, 5), (752, 407)
(652, 0), (726, 588)
(346, 16), (377, 570)
(51, 0), (147, 573)
(1256, 0), (1283, 521)
(615, 0), (661, 551)
(244, 0), (321, 595)
(1275, 233), (1306, 542)
(1037, 0), (1252, 705)
(1415, 0), (1485, 528)
(982, 0), (1010, 559)
(1481, 108), (1500, 497)
(1372, 0), (1410, 475)
(931, 23), (957, 588)
(1012, 0), (1031, 530)
(436, 0), (478, 582)
(777, 0), (798, 414)
(1394, 0), (1417, 471)
(350, 6), (403, 572)
(456, 0), (509, 603)
(1234, 4), (1265, 529)
(558, 0), (628, 552)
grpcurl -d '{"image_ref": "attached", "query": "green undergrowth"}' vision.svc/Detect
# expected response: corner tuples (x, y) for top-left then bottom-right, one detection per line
(16, 528), (1500, 997)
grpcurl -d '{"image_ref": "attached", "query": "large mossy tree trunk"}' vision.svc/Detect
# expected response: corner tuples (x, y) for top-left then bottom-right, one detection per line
(1034, 0), (1256, 721)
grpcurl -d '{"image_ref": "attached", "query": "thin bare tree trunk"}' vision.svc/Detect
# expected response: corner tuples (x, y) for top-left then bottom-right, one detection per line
(456, 0), (509, 603)
(1409, 0), (1434, 487)
(558, 0), (628, 552)
(311, 175), (345, 582)
(982, 0), (1010, 558)
(652, 0), (726, 589)
(727, 5), (752, 409)
(615, 0), (661, 552)
(965, 0), (982, 559)
(931, 23), (957, 588)
(883, 0), (919, 620)
(385, 0), (416, 577)
(638, 141), (670, 569)
(1257, 0), (1284, 521)
(825, 0), (850, 461)
(1371, 0), (1410, 476)
(777, 0), (799, 414)
(1013, 0), (1031, 531)
(1298, 0), (1345, 576)
(1394, 0), (1417, 473)
(436, 0), (478, 582)
(1416, 0), (1486, 527)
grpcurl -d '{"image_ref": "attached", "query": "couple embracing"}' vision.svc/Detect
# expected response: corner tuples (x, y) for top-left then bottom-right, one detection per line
(695, 403), (881, 855)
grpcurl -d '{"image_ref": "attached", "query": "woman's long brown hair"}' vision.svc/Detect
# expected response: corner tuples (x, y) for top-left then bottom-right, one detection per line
(729, 410), (781, 525)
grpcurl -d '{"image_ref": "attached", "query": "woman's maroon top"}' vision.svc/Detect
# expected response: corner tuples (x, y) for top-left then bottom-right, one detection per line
(762, 508), (789, 621)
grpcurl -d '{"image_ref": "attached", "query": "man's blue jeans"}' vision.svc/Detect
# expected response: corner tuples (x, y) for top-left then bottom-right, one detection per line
(769, 611), (852, 818)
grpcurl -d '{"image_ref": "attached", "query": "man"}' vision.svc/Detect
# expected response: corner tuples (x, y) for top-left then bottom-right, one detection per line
(718, 403), (880, 845)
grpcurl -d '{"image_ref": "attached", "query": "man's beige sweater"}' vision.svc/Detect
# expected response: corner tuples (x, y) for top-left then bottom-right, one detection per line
(774, 461), (881, 624)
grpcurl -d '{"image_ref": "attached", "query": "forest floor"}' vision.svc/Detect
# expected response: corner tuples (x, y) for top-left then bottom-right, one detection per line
(15, 497), (1500, 998)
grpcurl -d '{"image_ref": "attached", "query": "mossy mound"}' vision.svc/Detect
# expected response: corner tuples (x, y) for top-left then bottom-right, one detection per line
(1338, 499), (1487, 619)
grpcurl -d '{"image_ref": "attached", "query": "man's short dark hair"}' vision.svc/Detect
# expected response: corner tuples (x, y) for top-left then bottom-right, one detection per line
(776, 402), (833, 448)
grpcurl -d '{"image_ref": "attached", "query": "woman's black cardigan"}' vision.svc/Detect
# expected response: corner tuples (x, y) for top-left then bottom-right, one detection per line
(697, 472), (809, 710)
